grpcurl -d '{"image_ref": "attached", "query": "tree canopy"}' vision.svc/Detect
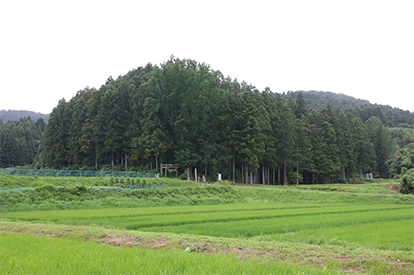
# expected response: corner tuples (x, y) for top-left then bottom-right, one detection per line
(31, 58), (412, 183)
(0, 117), (44, 167)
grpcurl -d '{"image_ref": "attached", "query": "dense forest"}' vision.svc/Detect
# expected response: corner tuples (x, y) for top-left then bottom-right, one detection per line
(32, 57), (414, 183)
(0, 110), (49, 123)
(0, 117), (45, 167)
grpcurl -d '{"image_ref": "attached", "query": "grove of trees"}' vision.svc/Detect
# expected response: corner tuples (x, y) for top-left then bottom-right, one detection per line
(34, 57), (409, 184)
(0, 117), (45, 167)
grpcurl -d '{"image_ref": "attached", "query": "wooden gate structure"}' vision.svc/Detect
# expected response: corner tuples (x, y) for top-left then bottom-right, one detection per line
(160, 164), (179, 178)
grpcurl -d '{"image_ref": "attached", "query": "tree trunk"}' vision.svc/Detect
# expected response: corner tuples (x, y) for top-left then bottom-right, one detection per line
(256, 169), (259, 184)
(267, 166), (270, 185)
(262, 166), (265, 185)
(283, 161), (288, 185)
(155, 155), (158, 169)
(278, 168), (281, 185)
(111, 154), (114, 168)
(244, 162), (249, 184)
(125, 153), (128, 171)
(242, 162), (244, 184)
(232, 155), (235, 182)
(228, 159), (231, 181)
(296, 165), (299, 185)
(185, 168), (190, 181)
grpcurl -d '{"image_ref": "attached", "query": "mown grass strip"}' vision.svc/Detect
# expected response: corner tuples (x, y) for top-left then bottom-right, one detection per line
(0, 232), (327, 275)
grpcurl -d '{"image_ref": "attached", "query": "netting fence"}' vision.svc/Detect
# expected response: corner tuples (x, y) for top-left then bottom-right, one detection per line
(0, 169), (158, 178)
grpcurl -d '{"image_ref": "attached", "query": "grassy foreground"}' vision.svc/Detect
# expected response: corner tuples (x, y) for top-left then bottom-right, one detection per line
(0, 232), (325, 275)
(1, 175), (413, 274)
(1, 219), (412, 275)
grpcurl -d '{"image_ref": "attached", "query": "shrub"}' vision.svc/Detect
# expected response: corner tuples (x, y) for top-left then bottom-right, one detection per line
(400, 168), (414, 194)
(76, 185), (87, 193)
(180, 173), (188, 181)
(37, 184), (55, 192)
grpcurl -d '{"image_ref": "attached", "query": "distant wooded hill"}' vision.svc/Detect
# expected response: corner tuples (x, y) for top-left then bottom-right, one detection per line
(0, 110), (49, 123)
(282, 91), (414, 128)
(34, 57), (414, 184)
(3, 59), (413, 181)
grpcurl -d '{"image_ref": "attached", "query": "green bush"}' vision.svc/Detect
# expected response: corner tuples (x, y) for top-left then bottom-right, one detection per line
(180, 173), (188, 181)
(400, 169), (414, 194)
(36, 184), (55, 192)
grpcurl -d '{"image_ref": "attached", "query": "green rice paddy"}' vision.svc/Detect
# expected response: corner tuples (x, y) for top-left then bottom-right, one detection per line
(0, 232), (323, 275)
(1, 176), (413, 274)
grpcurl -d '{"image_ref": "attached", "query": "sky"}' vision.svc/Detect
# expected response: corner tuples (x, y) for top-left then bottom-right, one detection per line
(1, 0), (413, 114)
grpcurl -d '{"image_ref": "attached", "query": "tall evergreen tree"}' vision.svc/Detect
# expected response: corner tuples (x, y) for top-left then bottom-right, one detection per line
(366, 116), (393, 177)
(274, 95), (296, 184)
(310, 107), (341, 182)
(352, 117), (375, 175)
(294, 91), (307, 118)
(292, 115), (314, 183)
(37, 99), (71, 168)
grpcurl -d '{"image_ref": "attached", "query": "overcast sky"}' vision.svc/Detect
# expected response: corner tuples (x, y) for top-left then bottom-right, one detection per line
(1, 0), (413, 114)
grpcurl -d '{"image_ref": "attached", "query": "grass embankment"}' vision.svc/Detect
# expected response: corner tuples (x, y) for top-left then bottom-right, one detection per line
(1, 175), (413, 212)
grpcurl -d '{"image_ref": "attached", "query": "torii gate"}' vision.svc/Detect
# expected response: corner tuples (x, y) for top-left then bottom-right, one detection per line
(160, 164), (179, 178)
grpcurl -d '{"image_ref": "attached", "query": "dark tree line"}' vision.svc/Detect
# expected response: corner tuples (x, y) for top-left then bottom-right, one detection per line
(36, 58), (398, 183)
(0, 117), (45, 167)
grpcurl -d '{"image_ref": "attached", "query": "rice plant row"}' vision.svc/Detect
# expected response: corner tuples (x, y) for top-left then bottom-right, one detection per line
(0, 233), (324, 275)
(2, 204), (411, 234)
(0, 203), (325, 220)
(265, 219), (414, 251)
(138, 208), (413, 238)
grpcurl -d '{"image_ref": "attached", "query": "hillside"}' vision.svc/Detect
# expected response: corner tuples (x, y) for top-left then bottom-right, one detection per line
(2, 59), (413, 182)
(34, 58), (410, 183)
(0, 110), (49, 123)
(282, 91), (414, 127)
